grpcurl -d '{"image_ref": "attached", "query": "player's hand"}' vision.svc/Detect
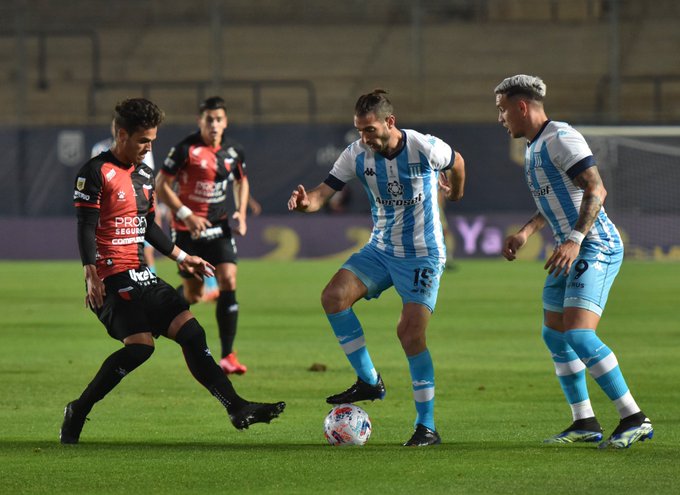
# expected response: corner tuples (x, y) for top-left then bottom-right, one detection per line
(288, 185), (310, 211)
(438, 173), (452, 196)
(544, 240), (580, 277)
(179, 255), (215, 280)
(248, 198), (262, 216)
(232, 211), (247, 236)
(185, 214), (212, 239)
(502, 233), (527, 261)
(84, 265), (106, 309)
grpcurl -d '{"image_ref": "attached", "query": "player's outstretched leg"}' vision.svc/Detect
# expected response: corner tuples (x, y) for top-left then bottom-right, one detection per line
(60, 343), (154, 444)
(173, 318), (285, 429)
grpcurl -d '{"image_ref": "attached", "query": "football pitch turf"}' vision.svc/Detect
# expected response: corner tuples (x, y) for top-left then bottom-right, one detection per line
(1, 259), (678, 494)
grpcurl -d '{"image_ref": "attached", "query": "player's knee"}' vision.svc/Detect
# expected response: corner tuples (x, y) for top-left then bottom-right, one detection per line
(124, 343), (155, 366)
(321, 285), (345, 313)
(397, 329), (425, 355)
(174, 318), (208, 348)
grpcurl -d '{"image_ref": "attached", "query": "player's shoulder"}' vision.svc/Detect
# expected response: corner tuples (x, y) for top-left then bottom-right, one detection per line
(221, 136), (245, 160)
(545, 120), (585, 142)
(77, 151), (113, 177)
(404, 128), (444, 149)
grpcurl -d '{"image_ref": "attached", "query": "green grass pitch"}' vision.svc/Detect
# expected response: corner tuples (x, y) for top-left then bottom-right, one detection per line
(0, 259), (678, 494)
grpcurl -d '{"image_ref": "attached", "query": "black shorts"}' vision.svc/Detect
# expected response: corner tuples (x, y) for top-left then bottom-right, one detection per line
(94, 267), (189, 341)
(173, 220), (238, 279)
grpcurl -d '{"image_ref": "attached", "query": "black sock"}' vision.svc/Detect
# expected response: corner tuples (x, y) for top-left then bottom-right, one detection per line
(76, 344), (154, 414)
(174, 318), (246, 412)
(216, 290), (238, 358)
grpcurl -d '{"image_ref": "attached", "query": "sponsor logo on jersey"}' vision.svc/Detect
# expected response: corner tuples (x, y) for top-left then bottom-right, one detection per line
(375, 192), (422, 207)
(114, 216), (148, 236)
(73, 190), (90, 201)
(194, 179), (228, 199)
(138, 169), (151, 179)
(76, 177), (86, 191)
(127, 267), (157, 286)
(531, 185), (551, 198)
(387, 181), (404, 197)
(106, 168), (117, 181)
(117, 190), (126, 201)
(364, 168), (376, 176)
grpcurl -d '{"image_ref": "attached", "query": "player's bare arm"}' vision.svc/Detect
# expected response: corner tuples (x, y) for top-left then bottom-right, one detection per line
(503, 211), (546, 261)
(232, 176), (249, 236)
(156, 172), (212, 236)
(439, 151), (465, 201)
(287, 183), (336, 213)
(544, 166), (606, 277)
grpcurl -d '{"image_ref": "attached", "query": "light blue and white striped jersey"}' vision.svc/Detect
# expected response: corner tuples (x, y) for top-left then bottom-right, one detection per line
(327, 129), (452, 259)
(525, 120), (622, 252)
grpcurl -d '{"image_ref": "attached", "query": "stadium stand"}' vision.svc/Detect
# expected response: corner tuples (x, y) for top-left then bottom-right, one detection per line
(0, 0), (679, 125)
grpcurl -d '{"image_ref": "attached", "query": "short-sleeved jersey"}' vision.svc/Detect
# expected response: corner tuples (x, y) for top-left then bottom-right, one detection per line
(161, 131), (246, 231)
(525, 120), (623, 252)
(327, 129), (453, 259)
(73, 151), (156, 280)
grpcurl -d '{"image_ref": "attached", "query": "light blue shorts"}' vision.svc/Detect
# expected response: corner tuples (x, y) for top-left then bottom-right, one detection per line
(342, 244), (445, 313)
(543, 244), (623, 317)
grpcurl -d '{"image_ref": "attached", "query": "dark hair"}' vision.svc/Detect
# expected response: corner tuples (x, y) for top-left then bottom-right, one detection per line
(354, 89), (394, 120)
(113, 98), (164, 135)
(199, 96), (227, 114)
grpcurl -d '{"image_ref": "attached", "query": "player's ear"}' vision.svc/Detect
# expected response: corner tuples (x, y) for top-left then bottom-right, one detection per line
(386, 114), (396, 128)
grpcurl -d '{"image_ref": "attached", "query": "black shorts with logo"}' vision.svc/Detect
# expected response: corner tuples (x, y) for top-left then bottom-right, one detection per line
(173, 220), (238, 279)
(94, 267), (189, 341)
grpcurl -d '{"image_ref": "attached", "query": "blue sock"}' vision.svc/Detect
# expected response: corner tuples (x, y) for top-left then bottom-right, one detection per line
(327, 308), (377, 385)
(407, 349), (435, 431)
(542, 326), (589, 405)
(564, 329), (630, 401)
(204, 276), (218, 291)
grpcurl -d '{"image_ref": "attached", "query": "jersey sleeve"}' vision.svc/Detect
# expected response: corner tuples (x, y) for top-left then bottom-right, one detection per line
(225, 143), (247, 180)
(327, 144), (358, 185)
(547, 127), (594, 176)
(73, 161), (103, 209)
(162, 141), (187, 176)
(423, 133), (453, 171)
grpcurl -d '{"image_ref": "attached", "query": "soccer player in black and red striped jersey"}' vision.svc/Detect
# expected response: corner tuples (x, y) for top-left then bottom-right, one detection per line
(157, 96), (250, 375)
(62, 98), (284, 444)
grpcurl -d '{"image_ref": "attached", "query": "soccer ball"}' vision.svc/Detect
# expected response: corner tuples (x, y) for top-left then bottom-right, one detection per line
(323, 404), (372, 446)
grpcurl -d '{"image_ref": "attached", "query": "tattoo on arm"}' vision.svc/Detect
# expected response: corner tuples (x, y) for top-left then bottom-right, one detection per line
(572, 167), (605, 233)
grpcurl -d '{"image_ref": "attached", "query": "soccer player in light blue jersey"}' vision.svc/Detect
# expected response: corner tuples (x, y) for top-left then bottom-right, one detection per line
(495, 75), (653, 449)
(288, 89), (465, 446)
